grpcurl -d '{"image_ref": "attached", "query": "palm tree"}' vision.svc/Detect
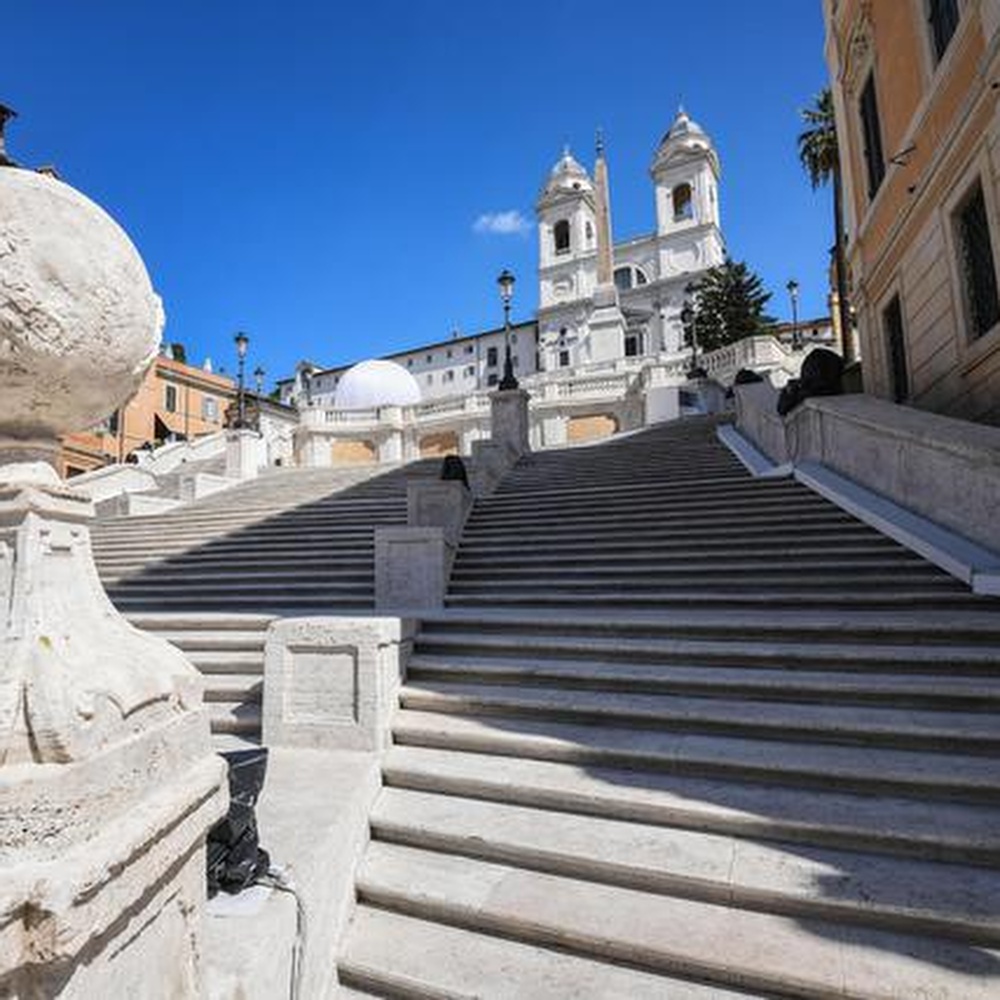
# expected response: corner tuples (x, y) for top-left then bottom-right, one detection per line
(798, 88), (855, 361)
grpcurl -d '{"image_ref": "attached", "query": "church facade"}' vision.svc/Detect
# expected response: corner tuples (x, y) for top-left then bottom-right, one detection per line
(279, 109), (727, 409)
(536, 109), (725, 373)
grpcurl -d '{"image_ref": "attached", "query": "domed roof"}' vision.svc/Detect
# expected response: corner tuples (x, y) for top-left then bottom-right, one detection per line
(538, 146), (593, 205)
(652, 107), (718, 176)
(333, 359), (421, 410)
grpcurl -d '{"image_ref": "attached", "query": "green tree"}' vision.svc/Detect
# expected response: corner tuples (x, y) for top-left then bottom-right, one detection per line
(683, 259), (776, 353)
(798, 88), (854, 360)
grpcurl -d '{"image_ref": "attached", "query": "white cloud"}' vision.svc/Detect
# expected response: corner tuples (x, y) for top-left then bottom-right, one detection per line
(473, 210), (533, 236)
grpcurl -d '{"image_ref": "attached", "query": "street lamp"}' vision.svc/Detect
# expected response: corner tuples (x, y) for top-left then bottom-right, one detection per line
(234, 331), (249, 428)
(787, 279), (802, 351)
(497, 269), (518, 390)
(680, 300), (704, 379)
(253, 365), (265, 396)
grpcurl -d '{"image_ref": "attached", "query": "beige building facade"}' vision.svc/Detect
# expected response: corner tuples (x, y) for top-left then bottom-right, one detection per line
(823, 0), (1000, 424)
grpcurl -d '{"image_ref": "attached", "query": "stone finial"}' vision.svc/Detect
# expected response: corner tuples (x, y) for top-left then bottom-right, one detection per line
(0, 103), (18, 167)
(0, 168), (164, 464)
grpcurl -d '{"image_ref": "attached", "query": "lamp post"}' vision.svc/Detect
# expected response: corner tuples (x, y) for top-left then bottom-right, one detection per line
(497, 269), (518, 390)
(787, 279), (801, 351)
(253, 365), (265, 397)
(680, 300), (702, 378)
(234, 331), (249, 428)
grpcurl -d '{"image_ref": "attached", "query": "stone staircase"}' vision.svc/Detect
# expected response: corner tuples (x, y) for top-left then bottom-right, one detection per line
(339, 418), (1000, 998)
(93, 460), (435, 740)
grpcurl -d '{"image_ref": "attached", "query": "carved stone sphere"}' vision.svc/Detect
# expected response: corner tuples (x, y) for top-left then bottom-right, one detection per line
(0, 168), (164, 439)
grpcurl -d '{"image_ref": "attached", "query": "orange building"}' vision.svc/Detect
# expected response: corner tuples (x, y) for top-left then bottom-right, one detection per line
(823, 0), (1000, 424)
(59, 355), (236, 477)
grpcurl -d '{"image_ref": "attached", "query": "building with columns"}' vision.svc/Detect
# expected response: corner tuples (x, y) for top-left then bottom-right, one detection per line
(280, 109), (727, 412)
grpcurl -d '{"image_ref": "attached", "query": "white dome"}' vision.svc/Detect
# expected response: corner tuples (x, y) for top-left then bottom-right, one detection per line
(537, 147), (593, 207)
(333, 359), (422, 410)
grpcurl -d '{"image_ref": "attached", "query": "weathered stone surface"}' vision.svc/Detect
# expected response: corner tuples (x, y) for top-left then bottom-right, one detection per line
(0, 169), (163, 443)
(263, 616), (414, 751)
(375, 526), (449, 610)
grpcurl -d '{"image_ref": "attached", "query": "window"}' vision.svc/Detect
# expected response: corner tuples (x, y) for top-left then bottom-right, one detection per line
(446, 349), (453, 359)
(955, 181), (1000, 339)
(406, 358), (413, 367)
(464, 344), (474, 354)
(928, 0), (961, 62)
(107, 410), (120, 435)
(614, 267), (633, 292)
(553, 219), (571, 254)
(624, 333), (641, 357)
(882, 295), (909, 403)
(202, 397), (219, 422)
(559, 350), (570, 368)
(164, 384), (177, 412)
(511, 333), (517, 344)
(585, 221), (594, 243)
(487, 373), (499, 387)
(673, 183), (693, 221)
(859, 73), (886, 199)
(426, 354), (433, 363)
(445, 370), (455, 382)
(465, 365), (475, 377)
(487, 346), (498, 366)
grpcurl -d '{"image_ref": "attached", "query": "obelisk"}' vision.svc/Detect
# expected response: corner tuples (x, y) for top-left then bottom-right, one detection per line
(587, 130), (626, 364)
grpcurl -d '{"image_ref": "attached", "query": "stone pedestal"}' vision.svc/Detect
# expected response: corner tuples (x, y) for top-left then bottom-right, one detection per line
(587, 284), (626, 364)
(0, 468), (228, 998)
(262, 617), (414, 751)
(225, 427), (261, 480)
(374, 526), (449, 611)
(0, 152), (227, 997)
(407, 478), (472, 548)
(490, 387), (531, 458)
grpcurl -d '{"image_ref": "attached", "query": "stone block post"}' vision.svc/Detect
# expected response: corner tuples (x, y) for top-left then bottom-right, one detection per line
(490, 387), (531, 458)
(225, 427), (261, 480)
(0, 153), (227, 996)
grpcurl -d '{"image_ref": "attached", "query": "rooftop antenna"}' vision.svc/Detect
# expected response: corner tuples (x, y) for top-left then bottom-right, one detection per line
(0, 103), (19, 167)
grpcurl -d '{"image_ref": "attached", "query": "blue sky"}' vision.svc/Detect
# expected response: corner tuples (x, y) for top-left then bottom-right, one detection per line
(5, 1), (831, 388)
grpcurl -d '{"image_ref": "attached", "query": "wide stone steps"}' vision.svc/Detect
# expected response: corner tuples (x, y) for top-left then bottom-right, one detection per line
(370, 787), (1000, 942)
(398, 683), (1000, 754)
(380, 745), (1000, 865)
(340, 906), (748, 1000)
(350, 841), (1000, 1000)
(406, 655), (1000, 709)
(391, 709), (1000, 804)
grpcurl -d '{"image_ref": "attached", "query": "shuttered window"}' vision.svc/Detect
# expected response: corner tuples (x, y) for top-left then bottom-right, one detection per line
(859, 73), (886, 199)
(928, 0), (961, 62)
(882, 296), (909, 403)
(956, 182), (1000, 340)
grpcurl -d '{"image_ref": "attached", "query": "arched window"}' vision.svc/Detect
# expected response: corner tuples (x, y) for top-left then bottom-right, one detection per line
(553, 219), (571, 254)
(673, 183), (694, 221)
(614, 265), (649, 292)
(585, 221), (594, 243)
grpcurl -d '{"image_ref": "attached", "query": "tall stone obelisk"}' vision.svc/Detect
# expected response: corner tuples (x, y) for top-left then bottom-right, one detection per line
(587, 131), (626, 364)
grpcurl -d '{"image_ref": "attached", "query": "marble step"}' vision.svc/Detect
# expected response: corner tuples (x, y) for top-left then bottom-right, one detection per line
(209, 701), (262, 735)
(371, 787), (1000, 942)
(453, 542), (915, 566)
(381, 745), (1000, 865)
(445, 588), (981, 609)
(108, 579), (375, 596)
(391, 710), (1000, 804)
(405, 655), (1000, 709)
(110, 594), (372, 611)
(398, 682), (1000, 753)
(447, 570), (955, 592)
(201, 674), (262, 702)
(100, 567), (373, 586)
(182, 650), (264, 675)
(416, 609), (1000, 646)
(456, 526), (898, 554)
(355, 841), (1000, 1000)
(142, 630), (267, 650)
(339, 906), (754, 1000)
(460, 510), (858, 538)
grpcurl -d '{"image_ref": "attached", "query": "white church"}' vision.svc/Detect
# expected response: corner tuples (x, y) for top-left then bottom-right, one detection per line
(281, 110), (800, 462)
